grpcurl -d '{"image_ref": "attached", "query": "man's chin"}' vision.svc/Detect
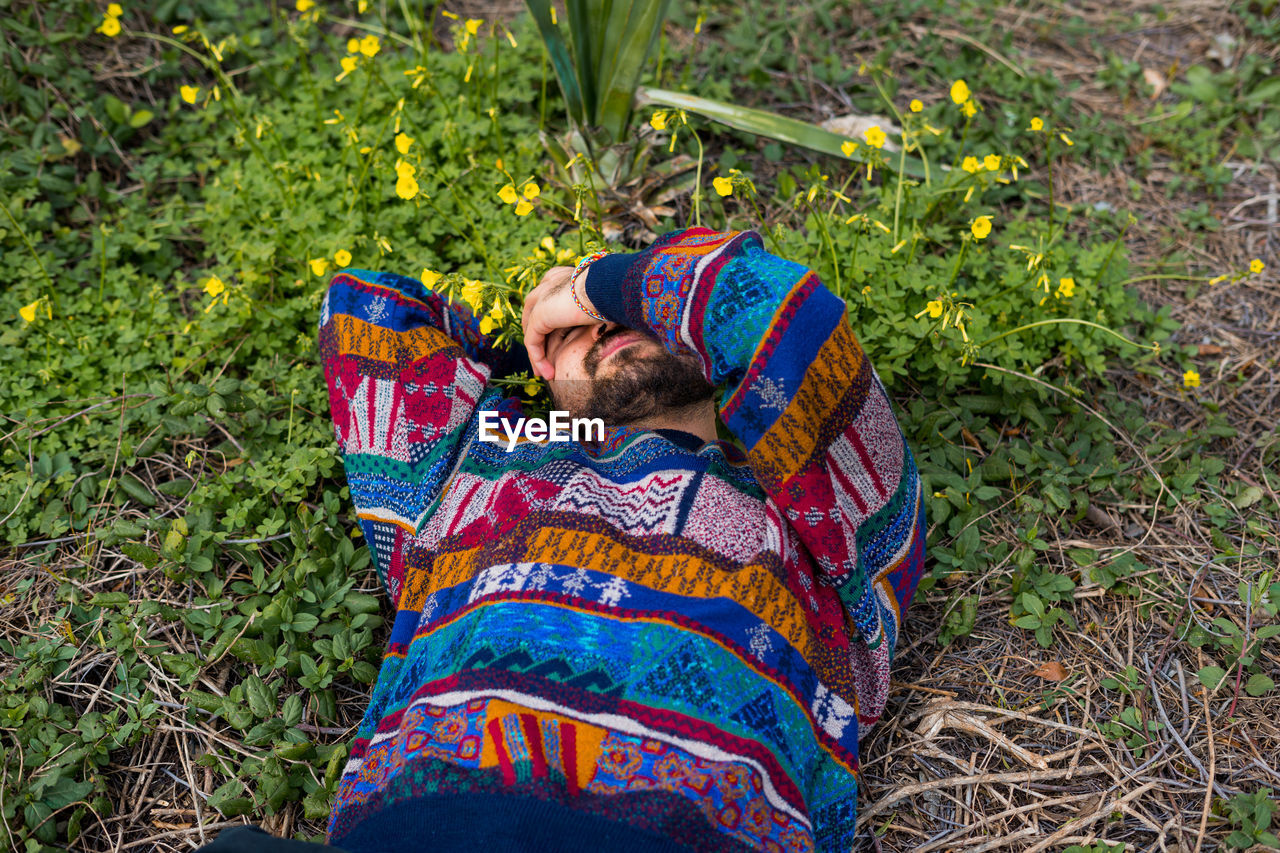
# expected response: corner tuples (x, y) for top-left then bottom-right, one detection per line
(556, 350), (715, 425)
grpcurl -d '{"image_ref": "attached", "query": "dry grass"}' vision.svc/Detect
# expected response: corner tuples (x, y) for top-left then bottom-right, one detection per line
(7, 0), (1279, 851)
(840, 1), (1280, 851)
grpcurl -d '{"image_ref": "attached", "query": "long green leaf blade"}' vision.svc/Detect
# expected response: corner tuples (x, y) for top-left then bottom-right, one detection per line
(565, 0), (598, 123)
(595, 0), (671, 142)
(524, 0), (586, 126)
(638, 87), (927, 178)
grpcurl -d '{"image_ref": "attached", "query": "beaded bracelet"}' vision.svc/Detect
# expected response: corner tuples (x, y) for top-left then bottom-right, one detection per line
(570, 251), (608, 322)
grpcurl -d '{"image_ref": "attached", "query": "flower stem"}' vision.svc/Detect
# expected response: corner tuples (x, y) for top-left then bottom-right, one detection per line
(950, 113), (973, 173)
(945, 237), (970, 291)
(0, 190), (55, 292)
(689, 125), (704, 229)
(807, 199), (841, 297)
(892, 138), (908, 242)
(1046, 134), (1056, 241)
(976, 318), (1156, 351)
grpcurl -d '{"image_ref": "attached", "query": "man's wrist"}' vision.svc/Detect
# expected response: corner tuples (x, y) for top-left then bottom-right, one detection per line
(570, 253), (607, 322)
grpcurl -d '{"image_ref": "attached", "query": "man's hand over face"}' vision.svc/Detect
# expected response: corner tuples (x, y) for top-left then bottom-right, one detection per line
(521, 265), (601, 380)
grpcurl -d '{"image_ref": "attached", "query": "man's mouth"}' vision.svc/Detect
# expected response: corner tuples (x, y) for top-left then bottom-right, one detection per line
(597, 331), (644, 363)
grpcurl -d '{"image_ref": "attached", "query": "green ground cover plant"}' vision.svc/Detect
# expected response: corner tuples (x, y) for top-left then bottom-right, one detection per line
(2, 0), (1277, 849)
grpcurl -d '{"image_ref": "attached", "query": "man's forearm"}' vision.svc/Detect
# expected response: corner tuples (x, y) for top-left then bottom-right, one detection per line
(581, 228), (926, 627)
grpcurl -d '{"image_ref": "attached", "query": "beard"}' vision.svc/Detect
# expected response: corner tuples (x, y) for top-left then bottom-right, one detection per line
(552, 326), (716, 424)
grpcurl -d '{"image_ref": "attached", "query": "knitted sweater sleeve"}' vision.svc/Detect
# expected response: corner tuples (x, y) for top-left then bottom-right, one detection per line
(584, 228), (927, 654)
(318, 268), (526, 601)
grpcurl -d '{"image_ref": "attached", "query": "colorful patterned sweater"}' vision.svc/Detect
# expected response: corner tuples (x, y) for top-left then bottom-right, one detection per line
(318, 228), (926, 852)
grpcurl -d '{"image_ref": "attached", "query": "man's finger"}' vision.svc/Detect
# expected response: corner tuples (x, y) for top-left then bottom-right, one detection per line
(521, 287), (536, 331)
(525, 339), (545, 377)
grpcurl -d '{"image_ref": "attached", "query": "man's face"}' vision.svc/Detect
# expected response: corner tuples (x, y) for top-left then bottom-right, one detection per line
(544, 322), (716, 423)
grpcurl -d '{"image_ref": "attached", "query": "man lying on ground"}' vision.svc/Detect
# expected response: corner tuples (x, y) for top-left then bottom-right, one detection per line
(197, 226), (927, 852)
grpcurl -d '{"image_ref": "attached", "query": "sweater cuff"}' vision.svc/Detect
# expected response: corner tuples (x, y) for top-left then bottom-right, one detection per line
(581, 252), (639, 327)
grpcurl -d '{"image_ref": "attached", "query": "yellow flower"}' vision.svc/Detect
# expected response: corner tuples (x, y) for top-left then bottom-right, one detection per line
(180, 85), (199, 104)
(498, 184), (518, 204)
(296, 0), (314, 10)
(1029, 116), (1044, 131)
(960, 99), (977, 118)
(1208, 274), (1228, 285)
(460, 281), (483, 311)
(107, 3), (123, 14)
(961, 156), (980, 173)
(336, 56), (358, 81)
(334, 249), (352, 267)
(970, 215), (993, 240)
(98, 15), (121, 37)
(309, 258), (329, 276)
(1059, 132), (1073, 146)
(172, 25), (188, 33)
(395, 160), (415, 180)
(19, 300), (39, 324)
(949, 79), (971, 104)
(203, 276), (226, 297)
(465, 18), (483, 35)
(909, 99), (923, 112)
(347, 37), (361, 53)
(863, 125), (886, 148)
(524, 381), (539, 396)
(522, 182), (540, 200)
(422, 269), (442, 288)
(479, 314), (497, 334)
(396, 176), (419, 200)
(359, 34), (380, 57)
(840, 140), (858, 157)
(926, 300), (943, 318)
(649, 111), (667, 131)
(1183, 369), (1200, 389)
(395, 132), (414, 154)
(1056, 277), (1075, 298)
(514, 200), (534, 216)
(983, 154), (1000, 171)
(1250, 258), (1265, 274)
(712, 176), (733, 197)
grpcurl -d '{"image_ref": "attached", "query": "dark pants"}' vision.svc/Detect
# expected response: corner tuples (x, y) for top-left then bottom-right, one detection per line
(193, 824), (347, 852)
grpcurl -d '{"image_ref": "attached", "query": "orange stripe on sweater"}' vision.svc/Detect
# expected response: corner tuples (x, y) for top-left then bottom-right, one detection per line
(329, 312), (457, 364)
(417, 533), (815, 658)
(750, 319), (866, 484)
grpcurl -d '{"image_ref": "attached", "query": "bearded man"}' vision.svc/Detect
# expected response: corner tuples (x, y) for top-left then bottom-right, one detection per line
(199, 227), (925, 852)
